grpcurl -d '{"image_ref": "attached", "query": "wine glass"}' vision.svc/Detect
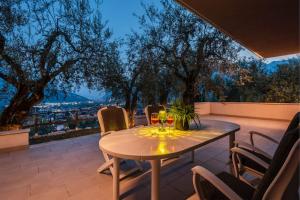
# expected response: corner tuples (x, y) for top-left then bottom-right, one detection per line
(166, 114), (174, 133)
(151, 113), (159, 135)
(158, 110), (167, 131)
(151, 113), (159, 126)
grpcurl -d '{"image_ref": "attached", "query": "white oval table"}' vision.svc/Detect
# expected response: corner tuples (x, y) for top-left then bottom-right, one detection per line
(99, 119), (240, 200)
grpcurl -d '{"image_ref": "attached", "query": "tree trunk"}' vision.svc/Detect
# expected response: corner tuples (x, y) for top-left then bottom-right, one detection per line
(129, 91), (138, 127)
(124, 93), (131, 124)
(144, 95), (156, 106)
(182, 77), (196, 106)
(0, 86), (44, 126)
(159, 90), (168, 106)
(124, 91), (139, 128)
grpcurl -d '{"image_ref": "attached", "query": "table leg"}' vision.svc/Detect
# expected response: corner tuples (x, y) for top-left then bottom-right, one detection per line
(113, 157), (120, 200)
(191, 150), (195, 163)
(150, 159), (161, 200)
(229, 132), (236, 157)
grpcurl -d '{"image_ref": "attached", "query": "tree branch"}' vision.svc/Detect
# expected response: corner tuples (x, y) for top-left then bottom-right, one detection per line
(49, 58), (79, 79)
(179, 33), (191, 75)
(0, 33), (25, 81)
(0, 33), (4, 54)
(169, 64), (186, 81)
(39, 30), (82, 77)
(0, 71), (18, 87)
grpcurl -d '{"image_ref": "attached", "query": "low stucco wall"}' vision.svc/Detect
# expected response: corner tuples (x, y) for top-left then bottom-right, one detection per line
(195, 102), (299, 121)
(0, 129), (29, 151)
(194, 102), (211, 115)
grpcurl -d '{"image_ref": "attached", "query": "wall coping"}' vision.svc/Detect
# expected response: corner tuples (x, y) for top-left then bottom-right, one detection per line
(194, 102), (299, 121)
(0, 129), (30, 136)
(195, 102), (300, 106)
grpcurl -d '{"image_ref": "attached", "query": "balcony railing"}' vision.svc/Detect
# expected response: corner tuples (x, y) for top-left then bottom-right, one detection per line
(20, 102), (299, 144)
(23, 108), (100, 144)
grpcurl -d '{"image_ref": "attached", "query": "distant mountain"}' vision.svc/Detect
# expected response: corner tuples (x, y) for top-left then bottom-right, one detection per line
(75, 87), (111, 102)
(42, 91), (93, 104)
(265, 60), (289, 73)
(0, 90), (94, 110)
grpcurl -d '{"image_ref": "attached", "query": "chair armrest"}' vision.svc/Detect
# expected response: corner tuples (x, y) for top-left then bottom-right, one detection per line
(191, 166), (243, 200)
(101, 131), (115, 137)
(234, 141), (273, 160)
(231, 147), (270, 169)
(249, 131), (280, 147)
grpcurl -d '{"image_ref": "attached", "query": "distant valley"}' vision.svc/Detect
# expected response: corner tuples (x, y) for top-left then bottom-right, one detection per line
(0, 90), (97, 110)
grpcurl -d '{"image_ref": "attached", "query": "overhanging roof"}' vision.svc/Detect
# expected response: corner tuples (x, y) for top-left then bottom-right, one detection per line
(175, 0), (299, 58)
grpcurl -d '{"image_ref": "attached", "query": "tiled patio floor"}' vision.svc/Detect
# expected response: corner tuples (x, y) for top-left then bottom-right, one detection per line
(0, 115), (289, 200)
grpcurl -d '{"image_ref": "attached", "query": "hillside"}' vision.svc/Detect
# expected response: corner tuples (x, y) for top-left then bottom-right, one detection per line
(0, 90), (94, 110)
(42, 91), (92, 103)
(265, 60), (289, 73)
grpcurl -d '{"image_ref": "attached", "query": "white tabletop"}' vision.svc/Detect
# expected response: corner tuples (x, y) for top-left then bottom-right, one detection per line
(99, 119), (240, 160)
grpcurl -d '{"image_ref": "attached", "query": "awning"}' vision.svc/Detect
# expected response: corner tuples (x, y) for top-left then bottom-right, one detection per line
(175, 0), (299, 58)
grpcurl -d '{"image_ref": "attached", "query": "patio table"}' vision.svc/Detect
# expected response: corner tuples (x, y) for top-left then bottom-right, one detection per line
(99, 119), (240, 200)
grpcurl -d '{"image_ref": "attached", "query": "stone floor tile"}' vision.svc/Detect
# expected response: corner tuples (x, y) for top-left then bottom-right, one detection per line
(0, 115), (287, 200)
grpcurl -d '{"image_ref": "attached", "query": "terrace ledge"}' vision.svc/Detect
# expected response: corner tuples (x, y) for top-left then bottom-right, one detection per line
(0, 128), (29, 152)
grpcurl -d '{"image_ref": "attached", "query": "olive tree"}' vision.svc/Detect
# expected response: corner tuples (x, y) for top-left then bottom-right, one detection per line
(139, 0), (240, 105)
(0, 0), (114, 126)
(95, 39), (144, 126)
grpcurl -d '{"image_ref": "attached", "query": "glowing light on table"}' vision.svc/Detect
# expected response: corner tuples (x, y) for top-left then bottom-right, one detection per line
(135, 127), (192, 139)
(157, 142), (168, 154)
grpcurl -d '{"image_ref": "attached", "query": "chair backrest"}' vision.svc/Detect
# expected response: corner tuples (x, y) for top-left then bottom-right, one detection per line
(263, 138), (300, 200)
(285, 112), (299, 133)
(144, 105), (166, 125)
(97, 106), (129, 136)
(253, 127), (299, 200)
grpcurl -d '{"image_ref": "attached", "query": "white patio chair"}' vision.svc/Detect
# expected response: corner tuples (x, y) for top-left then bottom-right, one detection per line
(97, 106), (143, 179)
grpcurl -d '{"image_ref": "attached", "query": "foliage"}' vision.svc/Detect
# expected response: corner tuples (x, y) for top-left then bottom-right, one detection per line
(0, 0), (298, 132)
(217, 58), (269, 102)
(137, 0), (241, 105)
(94, 34), (146, 126)
(221, 57), (300, 103)
(265, 59), (300, 102)
(169, 99), (195, 126)
(97, 0), (299, 126)
(0, 0), (114, 126)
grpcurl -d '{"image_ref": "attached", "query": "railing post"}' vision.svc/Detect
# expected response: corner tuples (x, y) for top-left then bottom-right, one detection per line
(34, 114), (38, 136)
(75, 111), (79, 130)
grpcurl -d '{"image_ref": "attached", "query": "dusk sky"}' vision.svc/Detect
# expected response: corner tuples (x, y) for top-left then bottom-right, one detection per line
(77, 0), (298, 100)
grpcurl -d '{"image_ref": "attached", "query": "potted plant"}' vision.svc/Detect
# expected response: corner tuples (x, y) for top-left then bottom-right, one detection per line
(169, 100), (195, 130)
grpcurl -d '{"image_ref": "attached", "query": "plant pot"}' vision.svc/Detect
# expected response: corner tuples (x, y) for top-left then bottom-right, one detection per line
(175, 119), (189, 130)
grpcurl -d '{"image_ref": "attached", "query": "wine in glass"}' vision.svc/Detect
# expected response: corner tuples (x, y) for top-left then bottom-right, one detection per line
(166, 114), (174, 133)
(151, 113), (159, 125)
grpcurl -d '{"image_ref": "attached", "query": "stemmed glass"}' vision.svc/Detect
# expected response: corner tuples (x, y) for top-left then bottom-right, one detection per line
(151, 113), (159, 135)
(158, 110), (167, 131)
(151, 113), (159, 126)
(166, 114), (174, 134)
